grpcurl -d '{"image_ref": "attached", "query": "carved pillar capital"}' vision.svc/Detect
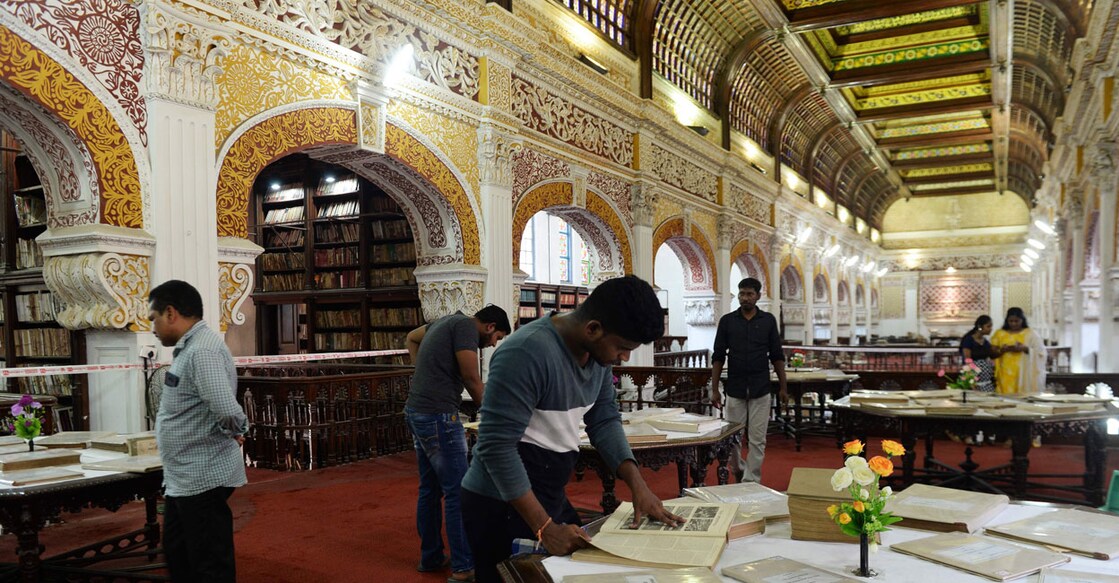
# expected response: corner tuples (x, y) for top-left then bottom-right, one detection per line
(478, 123), (523, 187)
(682, 295), (718, 327)
(716, 213), (736, 250)
(631, 182), (659, 227)
(139, 0), (231, 110)
(1093, 140), (1117, 189)
(415, 264), (488, 322)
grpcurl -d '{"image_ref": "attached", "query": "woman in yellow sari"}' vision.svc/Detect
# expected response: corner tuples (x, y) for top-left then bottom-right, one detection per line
(991, 307), (1046, 394)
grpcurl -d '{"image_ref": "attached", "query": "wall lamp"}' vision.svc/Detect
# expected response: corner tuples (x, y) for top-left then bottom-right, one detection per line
(578, 54), (609, 75)
(688, 125), (710, 136)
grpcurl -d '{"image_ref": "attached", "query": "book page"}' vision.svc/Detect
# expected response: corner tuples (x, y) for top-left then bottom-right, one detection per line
(885, 484), (1008, 532)
(562, 567), (723, 583)
(598, 502), (738, 537)
(589, 530), (725, 569)
(930, 540), (1019, 565)
(722, 557), (863, 583)
(683, 483), (789, 521)
(1038, 569), (1119, 583)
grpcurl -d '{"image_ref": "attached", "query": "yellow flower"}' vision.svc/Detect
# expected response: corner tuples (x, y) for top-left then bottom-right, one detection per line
(868, 455), (894, 477)
(852, 500), (865, 513)
(827, 504), (839, 518)
(838, 513), (852, 525)
(881, 439), (905, 457)
(843, 440), (864, 455)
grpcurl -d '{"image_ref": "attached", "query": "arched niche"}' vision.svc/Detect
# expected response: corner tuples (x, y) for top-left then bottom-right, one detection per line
(730, 240), (769, 297)
(813, 272), (829, 304)
(837, 280), (850, 306)
(653, 217), (717, 293)
(781, 265), (804, 303)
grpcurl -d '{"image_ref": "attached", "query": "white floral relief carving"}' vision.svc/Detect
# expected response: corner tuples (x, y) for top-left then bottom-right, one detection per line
(882, 254), (1019, 271)
(648, 144), (717, 202)
(588, 171), (631, 223)
(43, 252), (150, 331)
(244, 0), (480, 99)
(417, 279), (484, 321)
(511, 76), (633, 166)
(218, 262), (253, 332)
(551, 208), (621, 274)
(140, 1), (231, 109)
(683, 298), (717, 326)
(512, 148), (570, 207)
(358, 157), (461, 263)
(728, 184), (770, 224)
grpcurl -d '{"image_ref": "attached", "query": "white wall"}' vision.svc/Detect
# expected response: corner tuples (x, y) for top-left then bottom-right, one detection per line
(654, 244), (688, 338)
(521, 212), (589, 285)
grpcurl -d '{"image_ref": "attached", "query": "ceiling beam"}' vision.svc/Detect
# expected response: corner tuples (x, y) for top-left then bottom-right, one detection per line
(903, 170), (995, 184)
(856, 99), (993, 123)
(768, 82), (816, 177)
(909, 186), (999, 197)
(850, 168), (886, 218)
(715, 28), (779, 150)
(877, 130), (993, 149)
(827, 54), (990, 88)
(784, 0), (983, 32)
(835, 14), (980, 44)
(631, 0), (659, 100)
(805, 121), (844, 187)
(989, 0), (1013, 199)
(890, 152), (993, 169)
(829, 148), (869, 198)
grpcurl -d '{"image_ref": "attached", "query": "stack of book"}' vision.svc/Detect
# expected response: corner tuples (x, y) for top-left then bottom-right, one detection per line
(90, 431), (158, 456)
(621, 423), (668, 444)
(849, 392), (910, 406)
(0, 467), (83, 487)
(884, 483), (1008, 533)
(0, 449), (80, 471)
(32, 431), (116, 449)
(786, 467), (863, 543)
(82, 454), (163, 474)
(645, 413), (724, 434)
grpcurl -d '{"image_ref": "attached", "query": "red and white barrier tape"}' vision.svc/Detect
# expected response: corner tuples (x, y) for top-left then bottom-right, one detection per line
(0, 349), (409, 378)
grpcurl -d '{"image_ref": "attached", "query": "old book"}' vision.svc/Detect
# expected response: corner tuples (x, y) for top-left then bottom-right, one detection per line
(571, 501), (738, 569)
(81, 454), (162, 473)
(725, 511), (766, 540)
(33, 431), (116, 449)
(916, 400), (979, 415)
(90, 432), (158, 456)
(0, 466), (83, 487)
(901, 389), (957, 399)
(646, 413), (724, 434)
(849, 392), (909, 405)
(0, 449), (81, 472)
(0, 435), (26, 447)
(985, 508), (1119, 560)
(564, 567), (723, 583)
(787, 467), (864, 544)
(623, 423), (668, 444)
(884, 483), (1009, 533)
(0, 444), (32, 456)
(621, 407), (687, 425)
(1031, 394), (1113, 404)
(1038, 568), (1119, 583)
(1016, 403), (1080, 415)
(722, 556), (865, 583)
(890, 532), (1069, 581)
(683, 482), (790, 523)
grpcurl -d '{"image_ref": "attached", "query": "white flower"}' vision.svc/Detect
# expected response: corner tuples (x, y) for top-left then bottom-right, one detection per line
(852, 465), (877, 486)
(860, 488), (870, 501)
(869, 542), (879, 554)
(830, 467), (853, 491)
(881, 486), (893, 498)
(845, 455), (869, 470)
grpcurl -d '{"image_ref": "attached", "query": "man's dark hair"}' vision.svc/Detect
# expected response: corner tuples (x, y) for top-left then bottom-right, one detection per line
(475, 305), (512, 334)
(738, 278), (762, 293)
(575, 275), (664, 343)
(149, 280), (204, 319)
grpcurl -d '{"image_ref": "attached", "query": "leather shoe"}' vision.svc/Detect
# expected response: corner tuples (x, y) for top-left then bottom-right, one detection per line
(417, 557), (449, 572)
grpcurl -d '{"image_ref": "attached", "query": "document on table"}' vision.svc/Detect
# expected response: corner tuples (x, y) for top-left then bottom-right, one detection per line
(721, 556), (864, 583)
(573, 502), (737, 569)
(891, 532), (1069, 581)
(985, 508), (1119, 560)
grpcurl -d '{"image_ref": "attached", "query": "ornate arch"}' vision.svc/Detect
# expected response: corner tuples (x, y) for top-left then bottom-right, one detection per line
(214, 104), (480, 264)
(653, 217), (717, 292)
(512, 180), (633, 274)
(837, 280), (850, 306)
(813, 272), (830, 304)
(730, 240), (769, 296)
(780, 264), (804, 302)
(0, 24), (141, 228)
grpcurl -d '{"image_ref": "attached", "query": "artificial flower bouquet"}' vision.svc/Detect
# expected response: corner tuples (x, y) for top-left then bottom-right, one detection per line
(826, 439), (906, 545)
(788, 350), (807, 369)
(939, 359), (980, 391)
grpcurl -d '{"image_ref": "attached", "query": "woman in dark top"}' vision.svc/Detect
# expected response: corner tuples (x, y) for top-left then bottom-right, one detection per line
(959, 315), (998, 392)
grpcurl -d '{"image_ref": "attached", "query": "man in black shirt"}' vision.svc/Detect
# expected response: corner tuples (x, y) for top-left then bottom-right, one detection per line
(710, 277), (787, 483)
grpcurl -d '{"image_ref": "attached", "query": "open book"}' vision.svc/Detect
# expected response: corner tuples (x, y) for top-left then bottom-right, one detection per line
(563, 567), (723, 583)
(571, 501), (738, 569)
(890, 532), (1069, 581)
(722, 557), (865, 583)
(645, 413), (724, 434)
(984, 508), (1119, 560)
(683, 482), (789, 523)
(621, 407), (687, 425)
(884, 483), (1009, 533)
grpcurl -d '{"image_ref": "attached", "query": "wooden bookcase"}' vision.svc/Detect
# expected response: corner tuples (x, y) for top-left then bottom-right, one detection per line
(251, 154), (421, 361)
(0, 130), (87, 431)
(517, 282), (589, 327)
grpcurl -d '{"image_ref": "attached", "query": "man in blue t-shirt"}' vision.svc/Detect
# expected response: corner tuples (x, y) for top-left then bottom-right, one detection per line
(404, 305), (511, 583)
(461, 276), (684, 583)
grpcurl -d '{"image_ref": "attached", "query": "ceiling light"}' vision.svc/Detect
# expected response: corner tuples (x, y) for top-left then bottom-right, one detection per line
(1020, 262), (1032, 272)
(1034, 220), (1056, 236)
(1023, 248), (1039, 259)
(687, 125), (709, 136)
(578, 53), (609, 75)
(861, 261), (875, 273)
(1027, 238), (1046, 249)
(844, 256), (858, 267)
(1021, 255), (1035, 266)
(270, 182), (281, 191)
(875, 267), (888, 277)
(824, 244), (840, 258)
(945, 266), (956, 274)
(384, 43), (415, 89)
(325, 176), (336, 183)
(796, 227), (813, 244)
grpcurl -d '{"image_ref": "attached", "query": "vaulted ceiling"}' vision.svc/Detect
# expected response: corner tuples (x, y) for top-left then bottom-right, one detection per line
(551, 0), (1090, 232)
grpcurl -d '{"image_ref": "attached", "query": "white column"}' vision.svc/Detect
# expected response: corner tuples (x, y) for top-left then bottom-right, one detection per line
(989, 271), (1006, 327)
(478, 123), (521, 320)
(802, 255), (816, 345)
(630, 182), (657, 366)
(848, 268), (858, 345)
(715, 214), (734, 317)
(767, 237), (784, 332)
(828, 260), (839, 344)
(1068, 199), (1087, 371)
(1094, 141), (1117, 371)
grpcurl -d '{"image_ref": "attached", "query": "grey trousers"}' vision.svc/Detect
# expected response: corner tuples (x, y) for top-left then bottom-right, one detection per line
(725, 394), (771, 483)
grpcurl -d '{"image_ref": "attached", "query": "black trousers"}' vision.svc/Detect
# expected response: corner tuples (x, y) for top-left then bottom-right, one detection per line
(164, 486), (237, 583)
(462, 443), (580, 583)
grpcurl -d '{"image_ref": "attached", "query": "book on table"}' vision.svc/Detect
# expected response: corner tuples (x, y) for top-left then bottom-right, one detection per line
(0, 466), (84, 487)
(665, 495), (766, 540)
(915, 399), (979, 416)
(620, 407), (687, 425)
(33, 431), (117, 449)
(0, 449), (81, 472)
(721, 556), (866, 583)
(890, 532), (1069, 581)
(645, 413), (724, 434)
(1037, 568), (1119, 583)
(984, 508), (1119, 560)
(81, 454), (163, 473)
(0, 435), (26, 447)
(786, 467), (869, 544)
(1015, 403), (1083, 416)
(622, 423), (668, 443)
(90, 431), (158, 456)
(571, 501), (738, 569)
(884, 483), (1009, 533)
(848, 392), (910, 406)
(683, 482), (790, 523)
(562, 567), (723, 583)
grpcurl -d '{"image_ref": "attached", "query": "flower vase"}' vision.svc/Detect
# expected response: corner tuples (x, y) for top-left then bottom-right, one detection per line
(961, 389), (968, 404)
(853, 533), (877, 578)
(27, 438), (34, 452)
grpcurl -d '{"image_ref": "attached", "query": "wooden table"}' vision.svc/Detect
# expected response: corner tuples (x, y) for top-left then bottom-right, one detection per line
(0, 469), (165, 582)
(772, 372), (857, 451)
(576, 421), (744, 515)
(830, 399), (1115, 506)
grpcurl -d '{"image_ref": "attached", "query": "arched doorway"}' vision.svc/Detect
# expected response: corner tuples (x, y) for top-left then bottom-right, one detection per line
(653, 217), (717, 350)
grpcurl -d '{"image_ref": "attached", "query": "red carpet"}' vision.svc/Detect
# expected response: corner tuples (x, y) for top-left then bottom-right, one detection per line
(2, 435), (1115, 582)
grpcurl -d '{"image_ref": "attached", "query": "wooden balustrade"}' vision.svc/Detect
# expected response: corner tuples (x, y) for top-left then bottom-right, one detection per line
(783, 345), (1072, 373)
(653, 349), (709, 368)
(653, 336), (688, 353)
(848, 371), (1119, 395)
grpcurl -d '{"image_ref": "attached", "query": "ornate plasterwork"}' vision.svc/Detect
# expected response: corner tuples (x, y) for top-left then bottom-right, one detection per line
(683, 297), (718, 327)
(43, 252), (150, 331)
(654, 218), (716, 292)
(727, 183), (770, 224)
(512, 182), (632, 274)
(414, 264), (486, 322)
(217, 262), (253, 332)
(215, 43), (352, 148)
(647, 144), (717, 202)
(881, 233), (1025, 249)
(242, 0), (481, 100)
(653, 196), (683, 231)
(588, 171), (631, 223)
(477, 123), (522, 188)
(511, 75), (633, 166)
(881, 254), (1019, 272)
(632, 182), (659, 228)
(512, 147), (571, 208)
(140, 0), (231, 110)
(388, 100), (479, 195)
(919, 273), (989, 321)
(0, 0), (147, 143)
(0, 24), (142, 228)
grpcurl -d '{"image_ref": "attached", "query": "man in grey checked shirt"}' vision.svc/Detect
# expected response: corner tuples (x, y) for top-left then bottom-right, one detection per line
(150, 280), (247, 583)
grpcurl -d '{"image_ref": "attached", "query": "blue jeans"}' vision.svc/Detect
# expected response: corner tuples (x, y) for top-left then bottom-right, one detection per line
(404, 408), (472, 574)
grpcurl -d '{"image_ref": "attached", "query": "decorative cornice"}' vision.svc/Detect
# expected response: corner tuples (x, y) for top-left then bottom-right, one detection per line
(43, 252), (151, 331)
(414, 263), (487, 322)
(37, 225), (156, 257)
(140, 0), (233, 110)
(217, 236), (264, 262)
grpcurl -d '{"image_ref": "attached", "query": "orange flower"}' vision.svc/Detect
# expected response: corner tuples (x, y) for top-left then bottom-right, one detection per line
(881, 440), (905, 457)
(838, 513), (852, 525)
(827, 504), (839, 518)
(868, 455), (894, 477)
(843, 439), (864, 455)
(852, 500), (865, 513)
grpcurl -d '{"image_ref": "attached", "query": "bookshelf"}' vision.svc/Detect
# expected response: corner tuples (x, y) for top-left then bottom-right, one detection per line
(517, 282), (589, 326)
(251, 153), (421, 361)
(0, 130), (87, 430)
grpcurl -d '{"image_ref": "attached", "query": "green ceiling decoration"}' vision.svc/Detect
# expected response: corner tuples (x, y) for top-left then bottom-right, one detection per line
(895, 143), (991, 160)
(878, 117), (990, 138)
(901, 163), (994, 178)
(835, 6), (979, 36)
(833, 38), (990, 72)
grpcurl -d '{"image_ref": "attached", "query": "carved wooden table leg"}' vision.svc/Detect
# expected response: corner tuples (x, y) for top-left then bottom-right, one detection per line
(901, 431), (918, 488)
(592, 462), (619, 515)
(1009, 429), (1032, 500)
(15, 504), (43, 583)
(1084, 419), (1107, 507)
(145, 493), (161, 561)
(715, 439), (733, 485)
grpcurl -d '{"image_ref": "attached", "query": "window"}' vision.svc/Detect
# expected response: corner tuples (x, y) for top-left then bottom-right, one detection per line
(558, 219), (572, 284)
(519, 217), (535, 280)
(557, 0), (633, 50)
